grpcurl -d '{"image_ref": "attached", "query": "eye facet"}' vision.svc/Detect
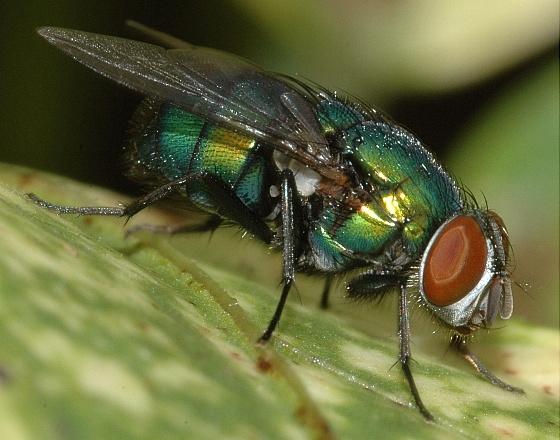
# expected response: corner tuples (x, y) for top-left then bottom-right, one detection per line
(422, 216), (487, 307)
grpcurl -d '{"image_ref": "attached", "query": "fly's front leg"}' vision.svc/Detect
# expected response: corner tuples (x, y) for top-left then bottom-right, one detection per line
(27, 176), (191, 219)
(450, 336), (524, 393)
(258, 169), (302, 343)
(398, 281), (434, 421)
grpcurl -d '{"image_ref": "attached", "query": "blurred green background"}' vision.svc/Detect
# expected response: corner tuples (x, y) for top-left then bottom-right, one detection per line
(0, 1), (558, 327)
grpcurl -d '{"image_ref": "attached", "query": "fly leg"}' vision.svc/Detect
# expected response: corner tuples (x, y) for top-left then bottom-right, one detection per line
(28, 172), (273, 243)
(258, 169), (302, 343)
(26, 176), (192, 219)
(346, 272), (400, 302)
(319, 276), (333, 309)
(398, 281), (434, 421)
(450, 336), (524, 393)
(184, 173), (274, 243)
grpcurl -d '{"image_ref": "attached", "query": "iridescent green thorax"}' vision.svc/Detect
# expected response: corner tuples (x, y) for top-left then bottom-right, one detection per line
(350, 122), (463, 245)
(308, 99), (464, 271)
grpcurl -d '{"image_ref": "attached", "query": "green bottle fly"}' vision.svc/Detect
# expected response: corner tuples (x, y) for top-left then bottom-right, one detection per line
(28, 24), (522, 421)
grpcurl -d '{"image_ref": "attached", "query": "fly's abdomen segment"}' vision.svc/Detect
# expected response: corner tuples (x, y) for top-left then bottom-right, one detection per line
(128, 100), (275, 217)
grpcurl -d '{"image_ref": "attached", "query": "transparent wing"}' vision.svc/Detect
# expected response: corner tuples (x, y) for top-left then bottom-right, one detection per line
(38, 27), (348, 183)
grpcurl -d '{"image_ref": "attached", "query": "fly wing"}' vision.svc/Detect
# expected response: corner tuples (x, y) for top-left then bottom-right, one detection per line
(38, 27), (347, 183)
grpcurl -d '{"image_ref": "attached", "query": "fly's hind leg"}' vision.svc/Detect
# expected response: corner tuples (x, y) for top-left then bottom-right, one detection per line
(450, 336), (524, 393)
(185, 172), (274, 243)
(27, 176), (191, 219)
(258, 168), (303, 343)
(27, 172), (272, 242)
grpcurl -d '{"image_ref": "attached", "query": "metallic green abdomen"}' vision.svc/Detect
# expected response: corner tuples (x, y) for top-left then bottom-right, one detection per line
(128, 100), (274, 217)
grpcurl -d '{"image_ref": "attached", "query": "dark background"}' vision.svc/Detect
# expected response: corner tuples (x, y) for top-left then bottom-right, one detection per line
(1, 1), (558, 326)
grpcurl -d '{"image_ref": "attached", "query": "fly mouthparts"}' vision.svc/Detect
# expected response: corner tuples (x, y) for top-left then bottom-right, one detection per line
(500, 278), (514, 320)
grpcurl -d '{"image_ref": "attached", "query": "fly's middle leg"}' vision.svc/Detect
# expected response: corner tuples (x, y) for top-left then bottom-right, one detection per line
(258, 169), (303, 343)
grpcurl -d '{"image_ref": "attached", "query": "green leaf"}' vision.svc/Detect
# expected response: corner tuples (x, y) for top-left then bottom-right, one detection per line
(0, 165), (558, 439)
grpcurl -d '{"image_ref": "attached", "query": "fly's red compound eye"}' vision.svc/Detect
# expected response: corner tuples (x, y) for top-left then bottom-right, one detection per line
(422, 216), (487, 307)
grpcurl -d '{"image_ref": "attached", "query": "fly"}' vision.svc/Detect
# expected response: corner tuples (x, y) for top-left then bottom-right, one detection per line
(27, 23), (524, 420)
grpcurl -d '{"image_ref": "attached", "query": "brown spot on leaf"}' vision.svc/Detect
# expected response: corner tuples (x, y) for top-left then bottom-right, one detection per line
(150, 301), (161, 311)
(17, 172), (37, 188)
(542, 385), (554, 396)
(504, 367), (518, 375)
(256, 355), (273, 373)
(492, 425), (514, 437)
(62, 242), (79, 257)
(136, 321), (150, 332)
(295, 405), (334, 440)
